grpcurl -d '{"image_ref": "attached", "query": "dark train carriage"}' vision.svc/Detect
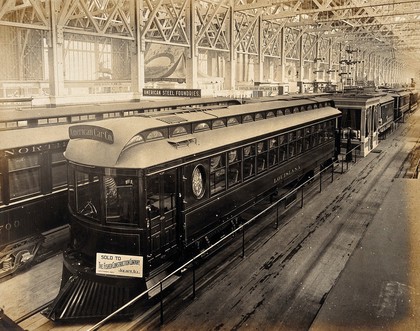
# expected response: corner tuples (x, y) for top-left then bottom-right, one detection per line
(46, 98), (341, 321)
(330, 93), (381, 157)
(378, 93), (395, 139)
(410, 90), (418, 113)
(0, 126), (70, 279)
(387, 89), (411, 122)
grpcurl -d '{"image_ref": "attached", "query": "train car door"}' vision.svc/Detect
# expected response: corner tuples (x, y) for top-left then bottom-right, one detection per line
(146, 169), (178, 262)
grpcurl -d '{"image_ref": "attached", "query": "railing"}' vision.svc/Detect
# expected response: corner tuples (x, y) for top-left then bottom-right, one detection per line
(88, 152), (360, 331)
(414, 159), (420, 179)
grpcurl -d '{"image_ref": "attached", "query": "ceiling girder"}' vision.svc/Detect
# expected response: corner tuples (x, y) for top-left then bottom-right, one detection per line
(0, 0), (420, 75)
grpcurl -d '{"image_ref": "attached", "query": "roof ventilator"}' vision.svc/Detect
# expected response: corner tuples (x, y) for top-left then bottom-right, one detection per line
(168, 134), (197, 148)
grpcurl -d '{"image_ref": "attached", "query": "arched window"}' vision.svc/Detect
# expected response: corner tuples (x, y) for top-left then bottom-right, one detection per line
(255, 113), (264, 121)
(124, 134), (144, 149)
(242, 114), (253, 123)
(146, 130), (164, 141)
(194, 122), (210, 132)
(212, 119), (226, 129)
(266, 111), (275, 118)
(172, 126), (188, 136)
(227, 117), (239, 126)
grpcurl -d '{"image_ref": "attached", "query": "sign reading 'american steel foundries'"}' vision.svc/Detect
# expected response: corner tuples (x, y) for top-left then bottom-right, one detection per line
(143, 88), (201, 97)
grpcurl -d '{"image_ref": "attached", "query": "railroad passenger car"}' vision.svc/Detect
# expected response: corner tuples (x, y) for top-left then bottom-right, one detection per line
(378, 93), (395, 139)
(46, 98), (341, 321)
(0, 97), (241, 131)
(409, 90), (418, 113)
(330, 93), (381, 157)
(386, 89), (411, 122)
(0, 126), (70, 279)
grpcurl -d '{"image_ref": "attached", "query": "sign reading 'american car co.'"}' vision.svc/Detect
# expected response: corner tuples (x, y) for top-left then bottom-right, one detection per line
(69, 125), (114, 144)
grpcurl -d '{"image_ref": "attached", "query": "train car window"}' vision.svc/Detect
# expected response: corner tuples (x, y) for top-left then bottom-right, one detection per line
(124, 134), (145, 150)
(304, 127), (312, 150)
(194, 122), (210, 132)
(228, 163), (241, 187)
(257, 141), (267, 173)
(227, 149), (241, 187)
(243, 144), (255, 179)
(279, 137), (287, 162)
(293, 107), (300, 113)
(74, 171), (101, 221)
(228, 150), (238, 163)
(269, 138), (278, 167)
(266, 111), (275, 118)
(269, 138), (277, 149)
(296, 130), (303, 154)
(8, 155), (41, 199)
(329, 120), (336, 140)
(277, 109), (284, 116)
(323, 122), (331, 142)
(288, 131), (297, 158)
(210, 154), (226, 195)
(212, 119), (226, 129)
(341, 108), (361, 132)
(105, 176), (136, 224)
(51, 151), (67, 189)
(146, 175), (160, 220)
(146, 130), (165, 141)
(313, 104), (318, 109)
(227, 117), (239, 126)
(162, 170), (176, 212)
(307, 105), (313, 110)
(288, 131), (296, 141)
(255, 113), (264, 121)
(284, 108), (292, 115)
(171, 126), (189, 136)
(242, 115), (253, 123)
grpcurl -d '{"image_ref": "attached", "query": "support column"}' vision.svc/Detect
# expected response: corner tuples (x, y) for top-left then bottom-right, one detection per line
(297, 33), (304, 93)
(131, 0), (143, 100)
(47, 0), (65, 107)
(225, 3), (236, 90)
(276, 28), (285, 83)
(254, 16), (263, 83)
(186, 0), (198, 89)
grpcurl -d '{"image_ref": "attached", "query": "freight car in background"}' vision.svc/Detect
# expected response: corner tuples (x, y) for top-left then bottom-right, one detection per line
(45, 97), (342, 321)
